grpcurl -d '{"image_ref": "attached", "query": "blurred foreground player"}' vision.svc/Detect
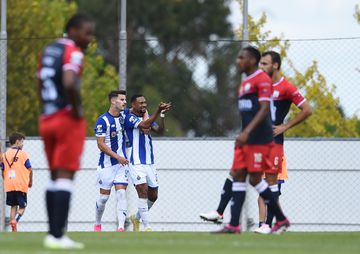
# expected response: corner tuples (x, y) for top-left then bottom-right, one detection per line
(37, 13), (94, 249)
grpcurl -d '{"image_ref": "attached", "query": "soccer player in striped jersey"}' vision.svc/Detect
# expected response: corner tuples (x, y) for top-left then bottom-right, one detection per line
(255, 51), (312, 234)
(125, 95), (171, 231)
(93, 90), (130, 232)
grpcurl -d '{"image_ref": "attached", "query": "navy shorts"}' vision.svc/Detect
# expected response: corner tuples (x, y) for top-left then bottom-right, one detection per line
(6, 191), (27, 208)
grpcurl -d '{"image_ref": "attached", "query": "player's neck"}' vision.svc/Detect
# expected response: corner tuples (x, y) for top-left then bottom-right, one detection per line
(272, 71), (282, 83)
(108, 107), (121, 117)
(245, 67), (258, 76)
(130, 108), (144, 117)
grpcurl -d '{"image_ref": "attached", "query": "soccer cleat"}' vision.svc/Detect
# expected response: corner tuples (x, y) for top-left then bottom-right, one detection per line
(10, 220), (17, 232)
(94, 224), (102, 232)
(43, 235), (84, 250)
(130, 214), (140, 232)
(254, 223), (271, 234)
(144, 227), (153, 232)
(200, 210), (224, 224)
(117, 228), (125, 232)
(213, 224), (240, 234)
(271, 218), (290, 234)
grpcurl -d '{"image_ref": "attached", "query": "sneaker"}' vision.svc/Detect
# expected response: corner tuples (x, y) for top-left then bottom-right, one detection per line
(94, 224), (102, 232)
(130, 214), (140, 232)
(213, 224), (240, 234)
(199, 211), (224, 224)
(254, 223), (271, 234)
(10, 220), (17, 232)
(144, 227), (153, 232)
(43, 235), (84, 250)
(271, 218), (290, 234)
(117, 228), (125, 232)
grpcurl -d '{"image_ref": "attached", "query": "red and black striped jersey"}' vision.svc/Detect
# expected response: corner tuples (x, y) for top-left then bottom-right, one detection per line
(237, 70), (273, 145)
(37, 38), (84, 115)
(272, 77), (306, 144)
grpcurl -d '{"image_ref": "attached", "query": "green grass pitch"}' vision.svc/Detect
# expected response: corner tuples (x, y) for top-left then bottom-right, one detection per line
(0, 232), (359, 254)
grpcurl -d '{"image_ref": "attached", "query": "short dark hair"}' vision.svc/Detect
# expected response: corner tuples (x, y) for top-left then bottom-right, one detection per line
(262, 51), (282, 70)
(243, 46), (261, 65)
(65, 13), (93, 33)
(9, 132), (25, 145)
(108, 90), (126, 101)
(131, 94), (144, 103)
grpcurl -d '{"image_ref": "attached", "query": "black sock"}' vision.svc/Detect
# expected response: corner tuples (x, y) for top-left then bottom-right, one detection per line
(216, 178), (233, 215)
(260, 188), (285, 222)
(52, 191), (71, 238)
(265, 190), (279, 226)
(46, 190), (55, 235)
(229, 191), (246, 227)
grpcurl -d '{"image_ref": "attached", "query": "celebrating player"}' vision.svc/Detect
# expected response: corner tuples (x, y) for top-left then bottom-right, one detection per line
(125, 95), (171, 231)
(93, 90), (130, 232)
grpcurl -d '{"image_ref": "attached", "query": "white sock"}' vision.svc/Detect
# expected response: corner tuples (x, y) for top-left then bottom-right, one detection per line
(138, 198), (150, 228)
(95, 194), (109, 225)
(116, 189), (127, 229)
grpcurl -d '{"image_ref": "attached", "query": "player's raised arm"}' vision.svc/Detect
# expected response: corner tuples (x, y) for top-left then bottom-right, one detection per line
(138, 102), (171, 129)
(151, 103), (172, 134)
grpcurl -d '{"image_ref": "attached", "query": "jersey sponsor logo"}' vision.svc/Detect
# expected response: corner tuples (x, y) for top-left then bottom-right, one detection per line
(70, 51), (83, 65)
(238, 99), (253, 111)
(96, 124), (103, 133)
(129, 116), (137, 124)
(43, 56), (55, 66)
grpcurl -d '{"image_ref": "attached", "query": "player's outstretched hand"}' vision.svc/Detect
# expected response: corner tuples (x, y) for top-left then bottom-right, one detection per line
(158, 102), (172, 113)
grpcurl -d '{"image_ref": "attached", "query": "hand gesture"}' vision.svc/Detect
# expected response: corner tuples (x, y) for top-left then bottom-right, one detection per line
(116, 155), (129, 166)
(273, 124), (287, 137)
(158, 102), (172, 113)
(235, 131), (249, 148)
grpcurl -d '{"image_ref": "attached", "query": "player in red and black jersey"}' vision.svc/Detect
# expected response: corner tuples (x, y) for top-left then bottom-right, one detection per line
(255, 51), (312, 234)
(37, 13), (94, 249)
(212, 46), (289, 234)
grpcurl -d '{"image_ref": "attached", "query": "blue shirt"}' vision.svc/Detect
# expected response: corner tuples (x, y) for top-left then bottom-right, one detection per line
(124, 113), (157, 165)
(94, 111), (127, 168)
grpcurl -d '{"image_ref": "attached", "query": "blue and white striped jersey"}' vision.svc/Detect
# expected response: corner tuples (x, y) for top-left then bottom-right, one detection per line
(94, 111), (127, 168)
(124, 113), (157, 165)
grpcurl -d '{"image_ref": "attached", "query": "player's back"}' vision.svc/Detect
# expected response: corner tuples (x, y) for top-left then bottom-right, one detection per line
(37, 38), (84, 116)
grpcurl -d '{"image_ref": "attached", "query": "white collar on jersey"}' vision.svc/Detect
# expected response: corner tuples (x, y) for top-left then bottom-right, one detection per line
(273, 77), (285, 87)
(243, 69), (263, 82)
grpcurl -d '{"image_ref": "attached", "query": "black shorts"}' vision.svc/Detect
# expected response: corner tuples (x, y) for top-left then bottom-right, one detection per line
(6, 191), (27, 208)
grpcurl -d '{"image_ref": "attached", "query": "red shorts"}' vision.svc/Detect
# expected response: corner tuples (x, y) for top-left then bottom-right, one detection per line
(231, 144), (272, 173)
(267, 143), (284, 174)
(39, 109), (86, 171)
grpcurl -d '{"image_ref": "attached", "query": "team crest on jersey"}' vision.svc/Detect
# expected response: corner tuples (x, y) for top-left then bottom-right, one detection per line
(254, 153), (262, 163)
(111, 131), (118, 138)
(70, 51), (83, 65)
(273, 90), (280, 98)
(244, 83), (251, 91)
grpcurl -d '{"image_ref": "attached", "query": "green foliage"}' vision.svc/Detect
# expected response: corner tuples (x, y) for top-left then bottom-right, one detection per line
(287, 62), (360, 137)
(6, 0), (120, 136)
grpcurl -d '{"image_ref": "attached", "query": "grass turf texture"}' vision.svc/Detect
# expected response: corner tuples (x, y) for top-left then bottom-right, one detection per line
(0, 232), (359, 254)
